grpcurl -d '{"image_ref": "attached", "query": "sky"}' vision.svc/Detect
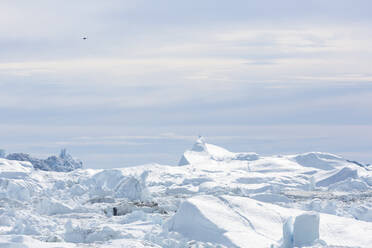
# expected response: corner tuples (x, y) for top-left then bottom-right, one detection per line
(1, 0), (372, 168)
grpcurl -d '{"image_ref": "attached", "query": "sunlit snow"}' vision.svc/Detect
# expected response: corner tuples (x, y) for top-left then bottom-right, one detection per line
(0, 137), (371, 247)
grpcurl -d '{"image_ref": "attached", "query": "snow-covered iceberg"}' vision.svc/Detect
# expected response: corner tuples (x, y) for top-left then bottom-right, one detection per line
(0, 137), (371, 247)
(166, 195), (372, 247)
(5, 149), (83, 172)
(179, 136), (259, 166)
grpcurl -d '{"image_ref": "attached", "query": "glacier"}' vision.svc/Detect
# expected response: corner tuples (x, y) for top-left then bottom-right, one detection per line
(0, 137), (371, 247)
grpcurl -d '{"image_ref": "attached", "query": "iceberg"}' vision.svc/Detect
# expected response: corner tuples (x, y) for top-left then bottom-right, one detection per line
(6, 148), (82, 172)
(0, 137), (371, 247)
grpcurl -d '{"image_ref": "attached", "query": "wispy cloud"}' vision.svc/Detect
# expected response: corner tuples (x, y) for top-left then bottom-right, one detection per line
(1, 1), (372, 167)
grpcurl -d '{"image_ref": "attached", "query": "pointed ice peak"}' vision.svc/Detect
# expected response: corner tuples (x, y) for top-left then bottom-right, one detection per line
(191, 136), (208, 153)
(6, 149), (82, 172)
(178, 136), (259, 166)
(59, 148), (72, 160)
(59, 148), (67, 158)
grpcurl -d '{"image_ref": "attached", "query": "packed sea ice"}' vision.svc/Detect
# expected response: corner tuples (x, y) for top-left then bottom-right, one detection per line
(0, 137), (371, 247)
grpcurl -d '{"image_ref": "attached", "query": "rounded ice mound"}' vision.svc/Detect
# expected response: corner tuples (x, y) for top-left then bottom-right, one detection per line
(91, 169), (126, 190)
(165, 195), (272, 247)
(115, 177), (144, 201)
(316, 167), (358, 187)
(89, 169), (146, 201)
(164, 196), (236, 247)
(293, 152), (343, 170)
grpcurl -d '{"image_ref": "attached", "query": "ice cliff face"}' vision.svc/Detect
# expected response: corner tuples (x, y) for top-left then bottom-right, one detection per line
(5, 148), (82, 172)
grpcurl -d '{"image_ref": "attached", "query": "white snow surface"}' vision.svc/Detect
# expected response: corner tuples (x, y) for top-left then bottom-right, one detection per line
(0, 137), (372, 247)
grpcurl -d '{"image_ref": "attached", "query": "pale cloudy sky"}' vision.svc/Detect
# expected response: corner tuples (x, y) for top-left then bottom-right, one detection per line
(1, 0), (372, 168)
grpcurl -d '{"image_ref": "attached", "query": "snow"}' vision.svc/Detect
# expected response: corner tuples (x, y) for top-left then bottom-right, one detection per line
(89, 169), (146, 200)
(64, 220), (120, 243)
(179, 136), (259, 166)
(165, 195), (242, 247)
(35, 197), (73, 215)
(0, 136), (371, 247)
(166, 194), (372, 247)
(316, 167), (358, 187)
(291, 152), (344, 171)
